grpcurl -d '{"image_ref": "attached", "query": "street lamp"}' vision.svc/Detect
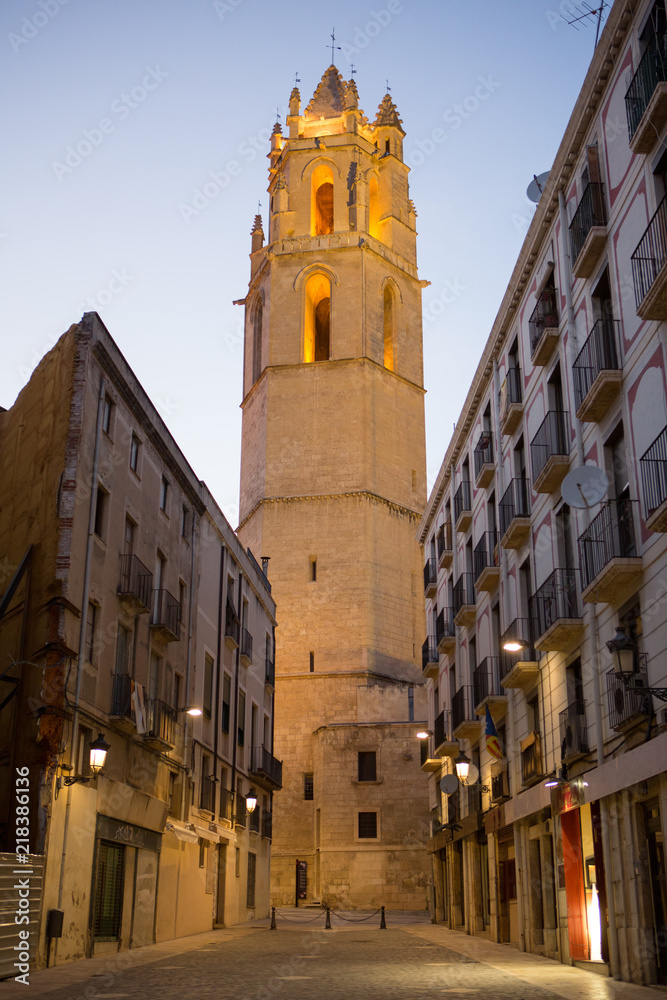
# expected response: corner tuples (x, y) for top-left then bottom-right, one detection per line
(63, 732), (110, 785)
(454, 751), (470, 783)
(606, 627), (667, 701)
(502, 638), (527, 652)
(415, 729), (431, 740)
(177, 705), (203, 716)
(246, 788), (258, 813)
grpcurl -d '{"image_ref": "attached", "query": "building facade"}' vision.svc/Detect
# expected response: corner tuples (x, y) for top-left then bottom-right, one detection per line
(0, 312), (279, 975)
(419, 0), (667, 985)
(237, 67), (431, 909)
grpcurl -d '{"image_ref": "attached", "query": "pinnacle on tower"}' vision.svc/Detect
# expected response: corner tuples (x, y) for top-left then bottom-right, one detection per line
(373, 93), (405, 135)
(250, 213), (264, 254)
(304, 65), (347, 120)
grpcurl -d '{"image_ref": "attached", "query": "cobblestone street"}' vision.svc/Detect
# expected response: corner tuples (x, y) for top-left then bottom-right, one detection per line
(1, 913), (663, 1000)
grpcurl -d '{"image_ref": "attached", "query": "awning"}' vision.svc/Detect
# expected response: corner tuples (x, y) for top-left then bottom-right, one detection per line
(165, 821), (198, 844)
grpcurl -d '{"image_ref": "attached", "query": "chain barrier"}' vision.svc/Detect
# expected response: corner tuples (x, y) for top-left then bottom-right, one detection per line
(269, 904), (387, 929)
(329, 907), (381, 922)
(271, 907), (325, 924)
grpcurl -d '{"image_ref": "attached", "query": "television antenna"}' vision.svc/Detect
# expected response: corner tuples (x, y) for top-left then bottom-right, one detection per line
(561, 465), (608, 509)
(563, 2), (608, 47)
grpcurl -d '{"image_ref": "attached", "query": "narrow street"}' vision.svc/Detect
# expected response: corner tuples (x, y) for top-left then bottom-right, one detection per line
(1, 912), (661, 1000)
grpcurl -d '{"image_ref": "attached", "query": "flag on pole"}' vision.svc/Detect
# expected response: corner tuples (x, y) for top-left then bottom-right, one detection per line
(485, 705), (503, 759)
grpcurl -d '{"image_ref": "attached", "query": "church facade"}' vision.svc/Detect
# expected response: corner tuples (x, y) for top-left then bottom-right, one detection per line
(237, 66), (431, 909)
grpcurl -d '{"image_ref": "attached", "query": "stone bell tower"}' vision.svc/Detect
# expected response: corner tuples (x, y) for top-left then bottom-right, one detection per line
(237, 66), (430, 909)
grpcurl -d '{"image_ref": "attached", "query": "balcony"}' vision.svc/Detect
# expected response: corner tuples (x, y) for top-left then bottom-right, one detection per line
(225, 603), (240, 650)
(500, 618), (539, 691)
(452, 684), (481, 740)
(473, 531), (499, 593)
(118, 553), (153, 613)
(530, 568), (583, 652)
(632, 195), (667, 320)
(151, 589), (181, 642)
(262, 810), (273, 839)
(520, 731), (544, 787)
(249, 744), (283, 790)
(424, 557), (437, 598)
(235, 794), (247, 827)
(454, 480), (472, 533)
(473, 657), (507, 717)
(573, 319), (622, 422)
(491, 758), (510, 803)
(266, 652), (275, 690)
(420, 736), (442, 773)
(249, 805), (261, 834)
(559, 702), (589, 761)
(240, 627), (253, 667)
(606, 669), (650, 731)
(422, 636), (439, 679)
(437, 522), (453, 569)
(530, 410), (570, 493)
(436, 607), (456, 655)
(473, 432), (495, 489)
(578, 499), (642, 604)
(641, 425), (667, 530)
(453, 572), (476, 628)
(499, 478), (531, 549)
(219, 786), (233, 824)
(569, 182), (607, 279)
(144, 698), (178, 751)
(200, 777), (215, 813)
(499, 366), (523, 436)
(434, 709), (458, 758)
(625, 33), (667, 153)
(110, 671), (134, 731)
(529, 285), (560, 366)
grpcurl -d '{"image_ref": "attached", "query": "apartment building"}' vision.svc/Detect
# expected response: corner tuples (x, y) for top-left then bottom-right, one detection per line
(0, 312), (279, 975)
(418, 0), (667, 985)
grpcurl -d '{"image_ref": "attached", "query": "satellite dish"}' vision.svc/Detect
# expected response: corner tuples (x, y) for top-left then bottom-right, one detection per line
(440, 774), (459, 796)
(466, 763), (480, 786)
(561, 465), (608, 509)
(527, 171), (550, 203)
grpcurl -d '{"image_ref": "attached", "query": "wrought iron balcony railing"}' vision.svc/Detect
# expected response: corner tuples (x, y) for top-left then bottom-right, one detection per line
(625, 32), (667, 141)
(151, 589), (181, 641)
(521, 732), (543, 785)
(422, 636), (439, 672)
(606, 669), (649, 729)
(435, 607), (455, 647)
(500, 365), (522, 421)
(240, 627), (253, 663)
(453, 573), (476, 616)
(559, 701), (589, 759)
(454, 480), (472, 524)
(528, 285), (559, 357)
(640, 425), (667, 521)
(632, 194), (667, 309)
(473, 531), (498, 583)
(498, 477), (530, 538)
(451, 684), (475, 732)
(225, 604), (240, 646)
(111, 671), (133, 718)
(434, 709), (451, 749)
(569, 182), (607, 264)
(249, 805), (261, 833)
(249, 744), (283, 789)
(530, 410), (569, 485)
(473, 432), (493, 479)
(472, 656), (502, 707)
(499, 618), (536, 682)
(200, 777), (215, 813)
(530, 568), (580, 640)
(144, 698), (177, 748)
(235, 794), (247, 827)
(118, 553), (153, 611)
(423, 557), (437, 594)
(219, 786), (233, 822)
(436, 521), (453, 561)
(265, 653), (275, 687)
(578, 499), (638, 592)
(572, 319), (621, 411)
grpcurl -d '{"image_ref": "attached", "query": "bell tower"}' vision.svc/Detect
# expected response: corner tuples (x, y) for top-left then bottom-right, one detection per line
(237, 66), (430, 909)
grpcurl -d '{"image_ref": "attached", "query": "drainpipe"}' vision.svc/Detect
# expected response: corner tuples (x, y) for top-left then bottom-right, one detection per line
(213, 544), (225, 808)
(182, 510), (197, 820)
(558, 188), (620, 979)
(55, 374), (106, 961)
(230, 567), (243, 814)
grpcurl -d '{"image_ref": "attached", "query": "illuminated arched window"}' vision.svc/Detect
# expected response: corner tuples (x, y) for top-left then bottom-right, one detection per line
(311, 164), (334, 236)
(383, 285), (395, 371)
(369, 174), (380, 240)
(304, 274), (331, 363)
(251, 299), (262, 383)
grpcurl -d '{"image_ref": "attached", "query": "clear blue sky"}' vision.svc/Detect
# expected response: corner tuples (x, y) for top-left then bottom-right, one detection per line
(1, 0), (605, 525)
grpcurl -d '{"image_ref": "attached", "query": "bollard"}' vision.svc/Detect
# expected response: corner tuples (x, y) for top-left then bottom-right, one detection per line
(380, 905), (386, 929)
(270, 906), (277, 930)
(325, 906), (332, 929)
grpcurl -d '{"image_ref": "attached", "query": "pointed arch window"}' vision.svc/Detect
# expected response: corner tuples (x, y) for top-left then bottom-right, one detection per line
(311, 164), (334, 236)
(304, 273), (331, 363)
(383, 285), (395, 371)
(368, 174), (380, 240)
(251, 299), (263, 384)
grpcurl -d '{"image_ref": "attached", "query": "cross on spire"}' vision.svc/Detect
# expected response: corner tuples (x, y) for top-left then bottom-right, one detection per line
(350, 64), (357, 77)
(294, 72), (300, 87)
(257, 200), (262, 214)
(275, 107), (281, 121)
(328, 27), (341, 63)
(385, 79), (391, 93)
